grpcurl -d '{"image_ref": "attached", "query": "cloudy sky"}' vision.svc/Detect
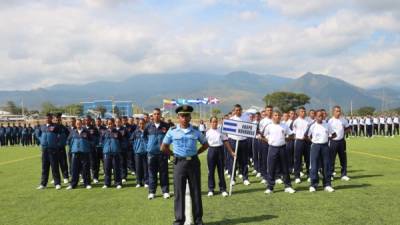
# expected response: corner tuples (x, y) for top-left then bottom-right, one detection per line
(1, 0), (399, 90)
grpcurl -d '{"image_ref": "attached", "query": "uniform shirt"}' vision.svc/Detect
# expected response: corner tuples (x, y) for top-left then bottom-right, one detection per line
(206, 128), (228, 147)
(292, 117), (309, 139)
(379, 117), (385, 124)
(373, 118), (379, 124)
(308, 122), (333, 144)
(263, 123), (292, 147)
(227, 115), (247, 141)
(163, 124), (207, 158)
(144, 121), (169, 155)
(328, 117), (349, 141)
(199, 124), (206, 132)
(352, 119), (359, 125)
(130, 129), (147, 155)
(394, 117), (399, 124)
(40, 123), (60, 150)
(69, 128), (92, 153)
(387, 117), (393, 124)
(359, 118), (365, 125)
(365, 117), (372, 125)
(259, 117), (272, 135)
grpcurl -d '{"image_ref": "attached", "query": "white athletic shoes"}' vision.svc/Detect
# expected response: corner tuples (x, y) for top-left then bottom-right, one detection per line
(163, 193), (171, 199)
(63, 178), (69, 184)
(116, 185), (122, 189)
(309, 186), (316, 192)
(207, 192), (214, 197)
(86, 185), (92, 190)
(55, 185), (61, 190)
(36, 185), (45, 190)
(275, 178), (283, 184)
(295, 178), (301, 184)
(148, 193), (155, 200)
(324, 186), (335, 192)
(264, 189), (273, 194)
(221, 192), (228, 197)
(284, 187), (296, 194)
(341, 176), (350, 181)
(243, 180), (250, 186)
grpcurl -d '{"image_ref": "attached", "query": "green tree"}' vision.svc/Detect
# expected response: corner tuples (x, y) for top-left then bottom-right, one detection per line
(356, 106), (376, 116)
(41, 101), (62, 115)
(211, 108), (221, 117)
(2, 101), (20, 114)
(263, 92), (310, 112)
(63, 104), (83, 116)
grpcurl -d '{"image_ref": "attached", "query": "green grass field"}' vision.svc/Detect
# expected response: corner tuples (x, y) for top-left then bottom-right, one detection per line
(1, 136), (400, 225)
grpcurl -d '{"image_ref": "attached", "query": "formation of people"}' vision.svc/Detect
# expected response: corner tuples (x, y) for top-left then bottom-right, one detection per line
(28, 104), (397, 225)
(347, 115), (400, 138)
(0, 122), (41, 147)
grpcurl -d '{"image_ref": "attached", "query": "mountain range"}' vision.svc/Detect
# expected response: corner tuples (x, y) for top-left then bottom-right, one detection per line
(0, 71), (399, 113)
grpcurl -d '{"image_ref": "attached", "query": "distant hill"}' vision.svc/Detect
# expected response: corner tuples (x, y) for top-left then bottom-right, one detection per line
(0, 71), (398, 113)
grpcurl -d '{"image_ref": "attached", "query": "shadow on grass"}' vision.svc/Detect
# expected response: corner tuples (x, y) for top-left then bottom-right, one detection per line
(207, 214), (278, 225)
(350, 174), (383, 179)
(335, 183), (371, 190)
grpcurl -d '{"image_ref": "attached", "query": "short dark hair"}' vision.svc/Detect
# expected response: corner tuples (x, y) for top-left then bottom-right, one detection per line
(298, 106), (306, 110)
(234, 104), (242, 109)
(209, 116), (218, 122)
(265, 105), (273, 109)
(153, 108), (161, 112)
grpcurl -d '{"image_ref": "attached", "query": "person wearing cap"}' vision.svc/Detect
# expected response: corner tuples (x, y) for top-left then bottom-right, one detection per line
(66, 119), (93, 190)
(55, 113), (70, 184)
(37, 113), (62, 190)
(161, 105), (208, 225)
(144, 108), (170, 200)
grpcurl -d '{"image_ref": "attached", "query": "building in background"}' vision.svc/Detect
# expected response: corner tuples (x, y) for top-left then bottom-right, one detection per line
(81, 100), (133, 118)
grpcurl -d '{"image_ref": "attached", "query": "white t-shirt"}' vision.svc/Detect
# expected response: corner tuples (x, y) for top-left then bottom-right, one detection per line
(373, 118), (379, 124)
(394, 117), (399, 124)
(263, 123), (292, 147)
(387, 117), (393, 124)
(199, 124), (206, 132)
(259, 117), (272, 134)
(379, 117), (385, 124)
(365, 118), (372, 125)
(308, 122), (333, 144)
(328, 117), (349, 141)
(292, 117), (309, 139)
(206, 128), (228, 147)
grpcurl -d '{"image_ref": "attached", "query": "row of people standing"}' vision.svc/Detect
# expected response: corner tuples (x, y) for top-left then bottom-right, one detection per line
(347, 116), (399, 138)
(0, 122), (41, 147)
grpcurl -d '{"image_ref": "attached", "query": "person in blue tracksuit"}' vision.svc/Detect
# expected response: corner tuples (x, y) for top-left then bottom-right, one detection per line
(37, 113), (62, 190)
(84, 116), (100, 183)
(93, 118), (106, 183)
(102, 118), (123, 189)
(21, 124), (29, 147)
(5, 123), (13, 146)
(143, 108), (170, 200)
(34, 122), (41, 146)
(27, 124), (33, 146)
(124, 116), (137, 176)
(0, 124), (5, 147)
(130, 118), (149, 188)
(115, 117), (130, 183)
(12, 123), (18, 145)
(66, 119), (93, 190)
(55, 113), (70, 183)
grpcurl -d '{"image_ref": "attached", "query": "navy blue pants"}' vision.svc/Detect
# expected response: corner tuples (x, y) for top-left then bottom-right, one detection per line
(394, 124), (399, 135)
(40, 148), (61, 186)
(379, 124), (385, 135)
(128, 151), (136, 173)
(173, 156), (203, 225)
(91, 147), (103, 180)
(148, 153), (169, 194)
(366, 125), (373, 137)
(387, 124), (393, 136)
(228, 139), (249, 181)
(294, 139), (310, 178)
(58, 146), (69, 179)
(70, 152), (91, 188)
(253, 139), (262, 173)
(330, 139), (347, 177)
(260, 142), (269, 180)
(207, 146), (226, 192)
(103, 153), (122, 187)
(266, 145), (291, 190)
(135, 153), (148, 186)
(119, 149), (128, 179)
(310, 143), (331, 188)
(286, 139), (295, 173)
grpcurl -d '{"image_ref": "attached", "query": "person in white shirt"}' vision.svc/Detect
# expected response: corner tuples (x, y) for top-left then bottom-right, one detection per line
(379, 116), (386, 136)
(386, 116), (393, 137)
(328, 106), (351, 181)
(373, 117), (379, 135)
(252, 112), (262, 178)
(359, 117), (365, 137)
(259, 110), (295, 194)
(227, 104), (251, 186)
(307, 110), (336, 192)
(258, 105), (273, 184)
(394, 115), (399, 136)
(206, 117), (235, 197)
(352, 117), (359, 137)
(285, 110), (296, 174)
(292, 106), (310, 183)
(198, 120), (206, 135)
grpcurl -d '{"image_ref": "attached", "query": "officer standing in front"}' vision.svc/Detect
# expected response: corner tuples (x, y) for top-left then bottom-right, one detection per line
(161, 105), (209, 225)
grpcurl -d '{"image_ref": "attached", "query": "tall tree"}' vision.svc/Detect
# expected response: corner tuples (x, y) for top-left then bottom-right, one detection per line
(2, 101), (19, 114)
(63, 104), (83, 116)
(263, 92), (310, 112)
(41, 101), (61, 115)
